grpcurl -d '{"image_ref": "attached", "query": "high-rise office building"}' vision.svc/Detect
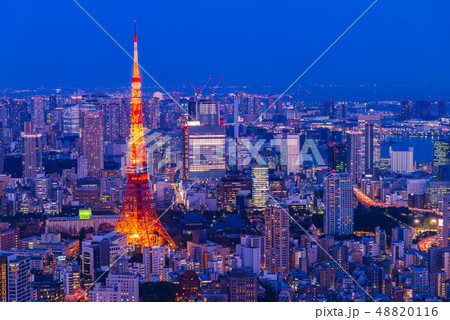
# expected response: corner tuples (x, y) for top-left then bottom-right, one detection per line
(195, 99), (220, 126)
(426, 181), (450, 210)
(328, 143), (348, 172)
(252, 165), (269, 210)
(22, 133), (43, 182)
(443, 195), (450, 247)
(324, 172), (354, 235)
(287, 134), (300, 174)
(33, 96), (45, 130)
(434, 140), (450, 167)
(323, 101), (335, 119)
(346, 131), (362, 182)
(81, 110), (104, 177)
(390, 147), (414, 173)
(182, 122), (226, 180)
(265, 206), (289, 275)
(358, 114), (381, 172)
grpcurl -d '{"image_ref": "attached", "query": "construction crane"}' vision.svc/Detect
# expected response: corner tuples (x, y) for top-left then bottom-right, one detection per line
(188, 78), (211, 96)
(210, 77), (224, 95)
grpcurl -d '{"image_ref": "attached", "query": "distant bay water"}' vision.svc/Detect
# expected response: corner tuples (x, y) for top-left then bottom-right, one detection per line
(381, 135), (443, 163)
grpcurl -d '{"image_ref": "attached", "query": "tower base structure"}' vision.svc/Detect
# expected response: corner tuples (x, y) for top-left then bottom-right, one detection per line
(116, 172), (176, 248)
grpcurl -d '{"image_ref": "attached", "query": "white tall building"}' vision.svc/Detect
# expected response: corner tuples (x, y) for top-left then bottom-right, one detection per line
(324, 172), (354, 235)
(390, 147), (414, 173)
(143, 246), (165, 281)
(287, 134), (300, 175)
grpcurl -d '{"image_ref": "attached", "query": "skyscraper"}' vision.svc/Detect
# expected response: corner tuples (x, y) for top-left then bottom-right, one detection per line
(265, 206), (289, 275)
(287, 134), (300, 175)
(346, 130), (362, 182)
(33, 96), (45, 130)
(358, 114), (381, 172)
(195, 99), (220, 126)
(252, 165), (269, 210)
(22, 133), (43, 182)
(328, 143), (348, 173)
(324, 172), (354, 235)
(323, 101), (335, 119)
(443, 195), (450, 247)
(182, 122), (226, 180)
(81, 109), (104, 177)
(434, 140), (450, 167)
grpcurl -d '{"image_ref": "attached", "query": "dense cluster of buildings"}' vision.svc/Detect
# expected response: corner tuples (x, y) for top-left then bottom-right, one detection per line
(0, 35), (449, 302)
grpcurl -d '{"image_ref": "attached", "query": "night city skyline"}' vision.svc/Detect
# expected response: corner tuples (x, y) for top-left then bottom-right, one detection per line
(1, 1), (450, 313)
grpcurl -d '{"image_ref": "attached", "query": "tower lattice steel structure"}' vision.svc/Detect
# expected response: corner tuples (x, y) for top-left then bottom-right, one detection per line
(115, 23), (176, 248)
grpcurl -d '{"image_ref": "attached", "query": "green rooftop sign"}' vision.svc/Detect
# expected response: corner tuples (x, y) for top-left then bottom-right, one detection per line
(79, 209), (92, 220)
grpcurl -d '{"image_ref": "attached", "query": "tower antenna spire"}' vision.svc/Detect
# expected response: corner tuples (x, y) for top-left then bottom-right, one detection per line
(134, 20), (137, 41)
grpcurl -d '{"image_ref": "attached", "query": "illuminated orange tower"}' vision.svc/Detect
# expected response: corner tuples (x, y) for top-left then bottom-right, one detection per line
(115, 22), (176, 248)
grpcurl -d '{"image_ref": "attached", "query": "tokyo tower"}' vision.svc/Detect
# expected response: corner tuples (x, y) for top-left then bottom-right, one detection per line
(115, 22), (176, 248)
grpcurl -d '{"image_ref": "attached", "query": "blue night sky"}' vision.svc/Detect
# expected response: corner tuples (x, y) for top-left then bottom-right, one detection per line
(1, 0), (450, 98)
